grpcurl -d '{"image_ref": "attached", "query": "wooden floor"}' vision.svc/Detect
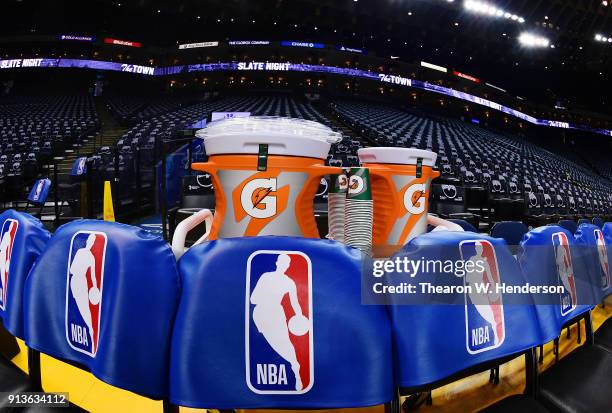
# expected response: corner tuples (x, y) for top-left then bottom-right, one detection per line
(240, 296), (612, 413)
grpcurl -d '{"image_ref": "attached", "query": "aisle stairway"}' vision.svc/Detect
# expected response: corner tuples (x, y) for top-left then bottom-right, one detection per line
(57, 97), (128, 173)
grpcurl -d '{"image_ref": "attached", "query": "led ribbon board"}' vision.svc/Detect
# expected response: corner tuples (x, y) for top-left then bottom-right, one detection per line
(0, 57), (609, 137)
(103, 38), (142, 47)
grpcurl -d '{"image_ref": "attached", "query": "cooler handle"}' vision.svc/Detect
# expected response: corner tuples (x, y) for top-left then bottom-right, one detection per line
(427, 214), (464, 232)
(171, 208), (214, 259)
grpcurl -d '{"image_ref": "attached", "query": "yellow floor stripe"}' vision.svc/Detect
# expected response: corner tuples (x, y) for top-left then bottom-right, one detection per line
(3, 299), (609, 413)
(10, 338), (29, 373)
(40, 354), (162, 413)
(243, 297), (612, 413)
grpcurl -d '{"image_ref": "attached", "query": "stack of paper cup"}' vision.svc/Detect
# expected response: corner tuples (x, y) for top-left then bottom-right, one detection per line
(327, 172), (348, 242)
(345, 167), (373, 255)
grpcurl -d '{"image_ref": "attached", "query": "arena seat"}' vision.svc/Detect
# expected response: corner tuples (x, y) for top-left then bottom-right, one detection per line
(23, 220), (180, 407)
(490, 221), (528, 254)
(0, 210), (50, 397)
(431, 184), (466, 216)
(538, 342), (612, 413)
(593, 223), (612, 350)
(387, 232), (548, 411)
(0, 95), (99, 204)
(592, 217), (604, 228)
(331, 99), (612, 223)
(0, 210), (50, 340)
(573, 224), (611, 301)
(169, 236), (393, 409)
(519, 226), (598, 343)
(519, 225), (612, 412)
(558, 220), (578, 235)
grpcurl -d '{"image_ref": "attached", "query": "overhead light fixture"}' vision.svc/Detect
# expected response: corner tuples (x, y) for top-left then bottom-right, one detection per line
(518, 32), (550, 48)
(464, 0), (525, 23)
(595, 33), (612, 43)
(421, 61), (448, 73)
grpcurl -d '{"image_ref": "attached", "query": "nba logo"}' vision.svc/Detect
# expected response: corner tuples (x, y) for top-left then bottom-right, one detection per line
(595, 230), (610, 290)
(460, 240), (505, 354)
(76, 158), (86, 175)
(33, 180), (44, 201)
(0, 219), (18, 311)
(65, 231), (107, 357)
(245, 250), (313, 394)
(552, 232), (577, 315)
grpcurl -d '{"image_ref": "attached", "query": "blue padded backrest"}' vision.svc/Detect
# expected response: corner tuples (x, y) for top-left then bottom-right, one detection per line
(0, 210), (50, 338)
(27, 178), (52, 205)
(491, 221), (528, 246)
(575, 223), (611, 300)
(170, 236), (392, 409)
(558, 220), (578, 235)
(592, 217), (604, 228)
(519, 226), (595, 338)
(389, 231), (544, 389)
(603, 223), (612, 298)
(24, 220), (180, 398)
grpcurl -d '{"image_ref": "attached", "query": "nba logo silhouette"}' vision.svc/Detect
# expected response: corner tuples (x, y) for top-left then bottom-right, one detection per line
(65, 231), (107, 357)
(245, 250), (314, 394)
(0, 219), (18, 311)
(552, 232), (577, 315)
(594, 229), (610, 290)
(460, 240), (505, 354)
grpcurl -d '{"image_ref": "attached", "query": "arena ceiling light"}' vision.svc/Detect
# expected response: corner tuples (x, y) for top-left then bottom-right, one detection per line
(463, 0), (525, 23)
(421, 61), (448, 72)
(595, 33), (612, 43)
(518, 32), (550, 48)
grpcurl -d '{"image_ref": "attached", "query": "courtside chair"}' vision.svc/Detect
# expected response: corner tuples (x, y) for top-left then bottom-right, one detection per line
(169, 236), (394, 410)
(24, 220), (181, 413)
(0, 210), (50, 403)
(388, 231), (552, 412)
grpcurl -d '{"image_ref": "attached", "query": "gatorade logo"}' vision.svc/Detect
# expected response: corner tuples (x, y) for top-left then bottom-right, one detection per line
(403, 183), (427, 215)
(241, 178), (278, 219)
(234, 174), (290, 236)
(337, 174), (348, 191)
(348, 175), (365, 195)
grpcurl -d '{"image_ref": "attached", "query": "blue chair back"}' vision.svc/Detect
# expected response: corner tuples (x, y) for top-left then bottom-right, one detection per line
(575, 223), (612, 300)
(389, 232), (544, 389)
(170, 236), (393, 409)
(558, 220), (578, 235)
(24, 220), (180, 398)
(592, 217), (604, 228)
(519, 225), (596, 337)
(0, 210), (50, 338)
(27, 178), (52, 205)
(491, 221), (528, 247)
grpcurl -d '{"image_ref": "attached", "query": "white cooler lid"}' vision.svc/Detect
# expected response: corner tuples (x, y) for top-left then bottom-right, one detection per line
(358, 147), (438, 167)
(196, 116), (342, 159)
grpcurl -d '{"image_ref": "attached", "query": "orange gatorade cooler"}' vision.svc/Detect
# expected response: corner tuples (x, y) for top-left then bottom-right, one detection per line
(193, 117), (342, 239)
(358, 147), (439, 250)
